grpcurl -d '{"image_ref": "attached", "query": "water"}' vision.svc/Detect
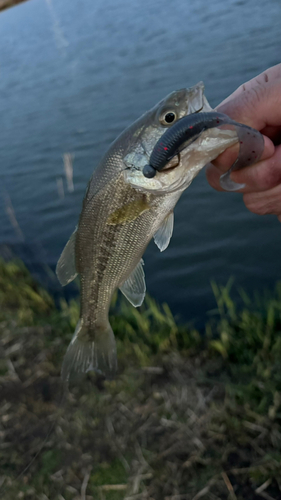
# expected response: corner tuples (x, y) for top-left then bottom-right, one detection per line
(0, 0), (281, 324)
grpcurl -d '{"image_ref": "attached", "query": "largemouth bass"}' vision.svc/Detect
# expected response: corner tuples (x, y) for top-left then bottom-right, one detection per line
(56, 82), (263, 382)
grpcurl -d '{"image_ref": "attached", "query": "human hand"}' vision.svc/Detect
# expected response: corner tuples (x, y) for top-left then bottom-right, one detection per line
(206, 64), (281, 222)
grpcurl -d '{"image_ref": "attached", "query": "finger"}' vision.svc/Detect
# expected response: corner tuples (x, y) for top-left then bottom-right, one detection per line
(215, 67), (281, 137)
(206, 163), (225, 192)
(217, 64), (281, 122)
(207, 143), (281, 193)
(212, 134), (274, 173)
(243, 182), (281, 216)
(261, 125), (281, 145)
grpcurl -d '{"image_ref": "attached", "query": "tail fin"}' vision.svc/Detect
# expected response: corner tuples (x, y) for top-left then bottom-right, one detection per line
(61, 319), (117, 383)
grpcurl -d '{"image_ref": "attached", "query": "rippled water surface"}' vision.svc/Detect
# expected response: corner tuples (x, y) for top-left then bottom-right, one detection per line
(1, 0), (281, 323)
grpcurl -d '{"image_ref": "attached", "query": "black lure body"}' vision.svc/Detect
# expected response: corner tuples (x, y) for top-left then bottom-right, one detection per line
(143, 111), (264, 191)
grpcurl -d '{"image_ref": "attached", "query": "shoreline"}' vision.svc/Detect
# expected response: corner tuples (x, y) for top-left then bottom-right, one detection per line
(0, 259), (280, 499)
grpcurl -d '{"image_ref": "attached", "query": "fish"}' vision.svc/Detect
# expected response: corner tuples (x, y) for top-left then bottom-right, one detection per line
(56, 81), (264, 383)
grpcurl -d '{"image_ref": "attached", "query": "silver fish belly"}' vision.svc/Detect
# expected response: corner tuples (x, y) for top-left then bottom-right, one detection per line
(56, 82), (245, 382)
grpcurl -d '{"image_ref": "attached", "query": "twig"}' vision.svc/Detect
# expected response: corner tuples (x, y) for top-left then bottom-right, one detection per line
(250, 439), (266, 456)
(99, 484), (127, 491)
(132, 472), (153, 495)
(135, 441), (150, 469)
(141, 366), (164, 374)
(81, 466), (92, 500)
(106, 416), (115, 437)
(221, 471), (237, 500)
(118, 453), (130, 473)
(255, 478), (272, 494)
(124, 494), (148, 500)
(229, 466), (258, 474)
(191, 476), (219, 500)
(6, 358), (21, 381)
(191, 485), (210, 500)
(131, 465), (145, 495)
(242, 421), (267, 433)
(254, 479), (276, 500)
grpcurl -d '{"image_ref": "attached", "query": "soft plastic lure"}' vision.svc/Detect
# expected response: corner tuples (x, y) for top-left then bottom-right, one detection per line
(142, 111), (264, 191)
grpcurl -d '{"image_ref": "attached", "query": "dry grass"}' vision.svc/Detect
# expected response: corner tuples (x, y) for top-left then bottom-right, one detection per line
(0, 260), (281, 499)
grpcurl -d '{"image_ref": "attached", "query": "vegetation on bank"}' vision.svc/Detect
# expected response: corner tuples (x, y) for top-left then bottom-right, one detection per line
(0, 259), (281, 499)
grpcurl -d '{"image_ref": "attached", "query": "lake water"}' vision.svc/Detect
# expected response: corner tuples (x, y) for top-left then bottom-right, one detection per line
(0, 0), (281, 325)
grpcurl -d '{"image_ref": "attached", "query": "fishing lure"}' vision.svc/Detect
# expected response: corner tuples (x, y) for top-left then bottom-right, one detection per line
(142, 111), (264, 191)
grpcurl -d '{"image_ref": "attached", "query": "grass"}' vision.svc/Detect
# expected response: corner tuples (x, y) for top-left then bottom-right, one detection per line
(0, 259), (281, 499)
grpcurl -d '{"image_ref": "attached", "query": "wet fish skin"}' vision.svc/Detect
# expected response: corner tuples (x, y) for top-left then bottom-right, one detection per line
(56, 82), (240, 383)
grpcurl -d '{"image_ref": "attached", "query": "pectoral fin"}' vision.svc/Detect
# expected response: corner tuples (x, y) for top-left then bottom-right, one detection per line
(107, 198), (150, 225)
(119, 259), (146, 307)
(56, 228), (78, 286)
(153, 212), (174, 252)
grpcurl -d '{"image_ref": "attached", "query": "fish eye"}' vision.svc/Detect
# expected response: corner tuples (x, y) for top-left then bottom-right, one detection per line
(165, 112), (176, 123)
(159, 111), (177, 126)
